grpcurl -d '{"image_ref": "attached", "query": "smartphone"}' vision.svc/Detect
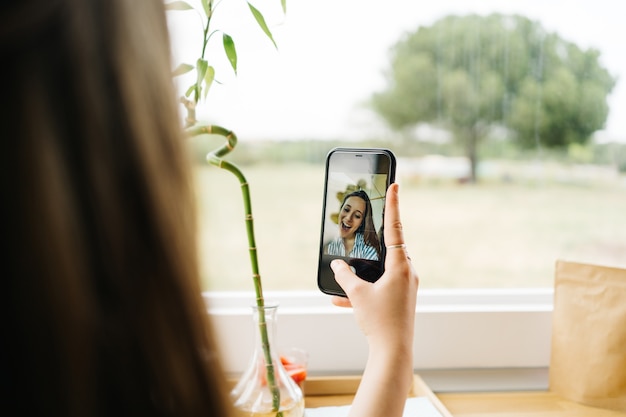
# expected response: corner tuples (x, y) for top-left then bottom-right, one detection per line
(317, 148), (397, 297)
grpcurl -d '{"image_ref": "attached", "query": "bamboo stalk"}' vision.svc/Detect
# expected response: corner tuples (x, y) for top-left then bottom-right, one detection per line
(172, 0), (286, 413)
(186, 123), (283, 416)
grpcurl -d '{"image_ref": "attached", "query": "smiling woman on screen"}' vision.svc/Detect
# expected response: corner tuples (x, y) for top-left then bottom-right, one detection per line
(325, 190), (381, 260)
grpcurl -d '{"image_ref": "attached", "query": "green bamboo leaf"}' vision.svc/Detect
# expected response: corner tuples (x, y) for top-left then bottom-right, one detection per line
(196, 58), (208, 86)
(165, 1), (194, 11)
(184, 84), (195, 97)
(201, 0), (212, 18)
(281, 0), (286, 14)
(247, 2), (277, 49)
(203, 66), (215, 99)
(172, 63), (194, 77)
(223, 34), (238, 74)
(195, 58), (208, 101)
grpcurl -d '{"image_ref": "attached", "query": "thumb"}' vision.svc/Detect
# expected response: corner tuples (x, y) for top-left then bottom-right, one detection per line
(330, 259), (361, 297)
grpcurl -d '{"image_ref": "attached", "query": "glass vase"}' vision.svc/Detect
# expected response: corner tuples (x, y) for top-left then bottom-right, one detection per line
(230, 303), (304, 417)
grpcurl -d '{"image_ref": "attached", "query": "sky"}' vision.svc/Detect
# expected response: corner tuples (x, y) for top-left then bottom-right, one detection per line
(167, 0), (626, 143)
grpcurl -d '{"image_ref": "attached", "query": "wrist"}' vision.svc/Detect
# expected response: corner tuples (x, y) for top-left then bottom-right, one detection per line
(367, 328), (414, 363)
(366, 342), (414, 388)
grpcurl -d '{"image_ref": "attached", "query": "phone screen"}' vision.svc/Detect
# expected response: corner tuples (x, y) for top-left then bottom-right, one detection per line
(317, 148), (396, 297)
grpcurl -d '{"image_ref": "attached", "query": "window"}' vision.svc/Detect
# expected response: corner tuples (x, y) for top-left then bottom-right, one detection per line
(169, 0), (626, 291)
(169, 0), (626, 388)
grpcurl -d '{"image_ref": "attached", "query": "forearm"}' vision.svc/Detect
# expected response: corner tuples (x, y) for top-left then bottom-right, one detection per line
(348, 344), (414, 417)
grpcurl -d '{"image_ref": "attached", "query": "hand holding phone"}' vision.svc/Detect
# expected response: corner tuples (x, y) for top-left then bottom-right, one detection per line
(327, 181), (419, 417)
(317, 148), (396, 297)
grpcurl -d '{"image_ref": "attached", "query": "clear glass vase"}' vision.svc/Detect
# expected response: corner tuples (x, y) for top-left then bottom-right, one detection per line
(230, 303), (304, 417)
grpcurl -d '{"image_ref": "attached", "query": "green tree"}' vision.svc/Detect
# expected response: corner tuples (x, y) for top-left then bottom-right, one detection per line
(371, 14), (616, 182)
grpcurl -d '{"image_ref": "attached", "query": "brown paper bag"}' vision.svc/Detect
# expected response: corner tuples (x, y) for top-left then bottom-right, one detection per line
(549, 260), (626, 411)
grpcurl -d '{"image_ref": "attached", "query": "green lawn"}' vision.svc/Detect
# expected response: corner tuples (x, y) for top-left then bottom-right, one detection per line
(194, 162), (626, 291)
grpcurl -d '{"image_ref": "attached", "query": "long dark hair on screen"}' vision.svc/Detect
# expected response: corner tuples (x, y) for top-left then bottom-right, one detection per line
(1, 1), (232, 416)
(341, 190), (382, 259)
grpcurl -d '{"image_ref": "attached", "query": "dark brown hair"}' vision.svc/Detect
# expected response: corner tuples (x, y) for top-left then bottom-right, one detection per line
(1, 1), (232, 415)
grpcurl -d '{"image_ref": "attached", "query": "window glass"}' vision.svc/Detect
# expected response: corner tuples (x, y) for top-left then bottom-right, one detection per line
(168, 1), (626, 291)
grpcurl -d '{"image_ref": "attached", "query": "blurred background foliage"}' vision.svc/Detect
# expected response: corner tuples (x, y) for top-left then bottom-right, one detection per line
(370, 14), (616, 182)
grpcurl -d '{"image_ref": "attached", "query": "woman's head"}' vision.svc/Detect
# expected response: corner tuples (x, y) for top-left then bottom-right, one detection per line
(338, 193), (367, 238)
(2, 1), (232, 415)
(339, 190), (381, 256)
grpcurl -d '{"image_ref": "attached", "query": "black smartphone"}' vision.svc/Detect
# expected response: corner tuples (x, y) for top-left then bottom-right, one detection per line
(317, 147), (397, 297)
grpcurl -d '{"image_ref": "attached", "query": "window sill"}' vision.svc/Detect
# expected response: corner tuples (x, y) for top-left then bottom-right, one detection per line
(204, 288), (553, 391)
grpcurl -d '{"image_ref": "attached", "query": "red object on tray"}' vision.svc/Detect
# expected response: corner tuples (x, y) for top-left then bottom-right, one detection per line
(281, 355), (307, 387)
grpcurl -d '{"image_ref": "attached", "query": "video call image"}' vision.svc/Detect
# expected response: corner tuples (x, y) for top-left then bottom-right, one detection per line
(322, 172), (388, 261)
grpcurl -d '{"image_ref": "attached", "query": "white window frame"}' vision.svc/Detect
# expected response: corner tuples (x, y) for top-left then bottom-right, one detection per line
(204, 288), (554, 392)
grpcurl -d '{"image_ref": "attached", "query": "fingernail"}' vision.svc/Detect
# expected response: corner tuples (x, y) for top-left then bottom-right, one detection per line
(330, 259), (340, 271)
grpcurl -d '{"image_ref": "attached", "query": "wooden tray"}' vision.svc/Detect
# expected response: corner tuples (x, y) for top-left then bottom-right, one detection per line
(304, 374), (453, 417)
